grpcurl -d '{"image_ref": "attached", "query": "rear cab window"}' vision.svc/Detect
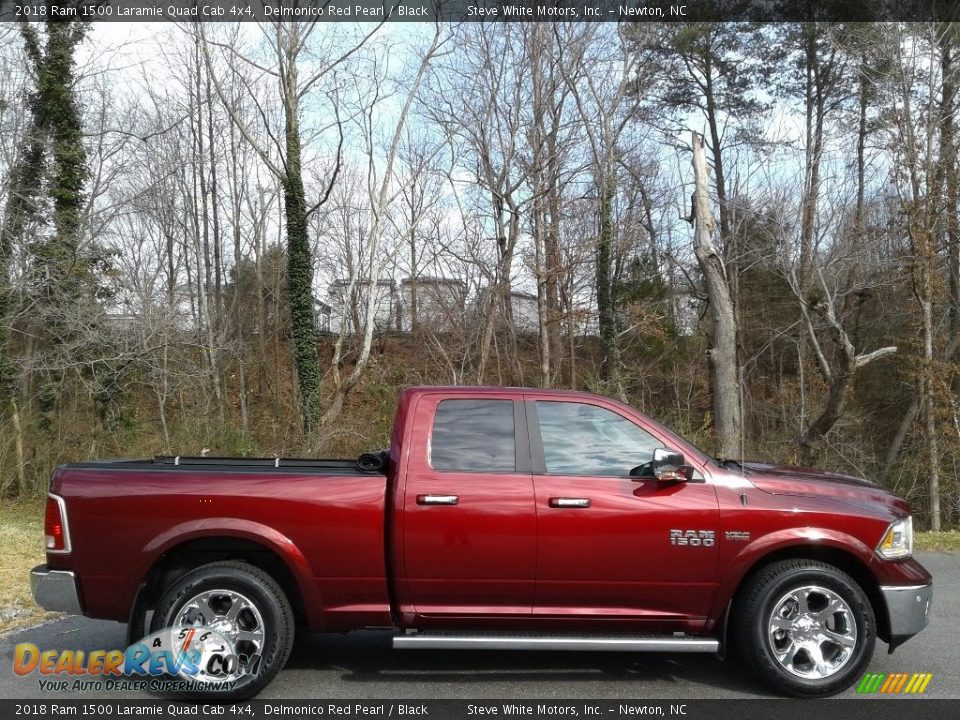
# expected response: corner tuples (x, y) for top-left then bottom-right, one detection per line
(430, 399), (516, 473)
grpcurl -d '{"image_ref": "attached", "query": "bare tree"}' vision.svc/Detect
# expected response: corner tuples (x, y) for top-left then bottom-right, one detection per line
(321, 24), (448, 428)
(524, 24), (575, 387)
(554, 25), (656, 398)
(691, 132), (742, 460)
(885, 23), (958, 529)
(198, 21), (382, 432)
(423, 24), (539, 383)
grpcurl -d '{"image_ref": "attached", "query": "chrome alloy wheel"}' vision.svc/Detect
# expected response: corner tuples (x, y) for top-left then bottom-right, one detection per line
(175, 589), (265, 682)
(766, 585), (858, 680)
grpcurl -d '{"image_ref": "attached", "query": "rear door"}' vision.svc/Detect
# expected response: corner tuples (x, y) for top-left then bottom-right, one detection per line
(529, 398), (720, 629)
(398, 393), (536, 621)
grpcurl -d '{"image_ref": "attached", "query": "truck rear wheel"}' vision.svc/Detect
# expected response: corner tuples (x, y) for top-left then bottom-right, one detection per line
(149, 560), (294, 700)
(732, 559), (875, 697)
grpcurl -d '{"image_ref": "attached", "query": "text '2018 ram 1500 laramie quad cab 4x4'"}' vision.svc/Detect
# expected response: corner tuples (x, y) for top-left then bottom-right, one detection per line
(31, 386), (932, 699)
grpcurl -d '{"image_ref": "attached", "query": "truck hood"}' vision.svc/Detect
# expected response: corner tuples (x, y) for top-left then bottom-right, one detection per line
(741, 462), (911, 515)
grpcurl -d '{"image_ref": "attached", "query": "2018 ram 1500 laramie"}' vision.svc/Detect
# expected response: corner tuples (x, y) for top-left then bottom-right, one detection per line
(31, 386), (932, 699)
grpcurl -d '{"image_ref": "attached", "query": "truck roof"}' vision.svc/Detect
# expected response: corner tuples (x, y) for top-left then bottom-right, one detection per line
(402, 385), (610, 401)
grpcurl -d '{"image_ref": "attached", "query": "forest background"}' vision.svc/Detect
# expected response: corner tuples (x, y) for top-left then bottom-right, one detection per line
(2, 18), (960, 542)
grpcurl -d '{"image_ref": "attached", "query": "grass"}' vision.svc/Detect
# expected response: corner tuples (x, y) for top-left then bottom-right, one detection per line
(0, 498), (956, 635)
(0, 498), (59, 634)
(914, 531), (960, 552)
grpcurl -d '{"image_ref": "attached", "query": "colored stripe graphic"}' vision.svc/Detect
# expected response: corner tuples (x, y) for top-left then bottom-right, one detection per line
(857, 672), (932, 694)
(904, 674), (921, 694)
(857, 673), (885, 693)
(893, 673), (909, 693)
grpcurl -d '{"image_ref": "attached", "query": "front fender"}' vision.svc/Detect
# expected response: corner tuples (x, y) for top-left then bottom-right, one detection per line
(709, 527), (876, 625)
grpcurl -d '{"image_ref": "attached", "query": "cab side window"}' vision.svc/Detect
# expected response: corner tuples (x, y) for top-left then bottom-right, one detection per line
(430, 399), (516, 472)
(535, 401), (660, 477)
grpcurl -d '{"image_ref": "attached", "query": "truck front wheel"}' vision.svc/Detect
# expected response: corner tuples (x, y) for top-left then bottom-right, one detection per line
(149, 560), (294, 700)
(732, 559), (875, 697)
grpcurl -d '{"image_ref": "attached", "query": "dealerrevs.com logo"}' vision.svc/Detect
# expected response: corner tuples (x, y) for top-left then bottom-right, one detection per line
(13, 626), (258, 693)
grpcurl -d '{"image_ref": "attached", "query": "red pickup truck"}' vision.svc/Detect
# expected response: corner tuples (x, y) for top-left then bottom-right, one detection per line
(31, 386), (931, 699)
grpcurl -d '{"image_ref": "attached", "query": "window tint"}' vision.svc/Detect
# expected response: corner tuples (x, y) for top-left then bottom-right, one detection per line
(430, 399), (516, 472)
(535, 401), (661, 476)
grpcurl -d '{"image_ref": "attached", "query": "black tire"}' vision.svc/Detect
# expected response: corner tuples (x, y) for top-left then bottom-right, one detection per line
(149, 560), (294, 701)
(731, 559), (875, 697)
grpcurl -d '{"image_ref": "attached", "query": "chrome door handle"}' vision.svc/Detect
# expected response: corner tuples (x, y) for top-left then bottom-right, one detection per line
(417, 494), (459, 506)
(549, 497), (591, 508)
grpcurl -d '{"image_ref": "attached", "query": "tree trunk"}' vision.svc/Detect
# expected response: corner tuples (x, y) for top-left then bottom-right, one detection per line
(692, 132), (742, 460)
(917, 249), (942, 529)
(798, 26), (826, 293)
(545, 135), (563, 384)
(0, 121), (43, 431)
(798, 364), (849, 465)
(920, 294), (941, 531)
(533, 195), (551, 387)
(477, 193), (516, 383)
(882, 397), (919, 483)
(939, 29), (960, 391)
(283, 153), (319, 431)
(282, 59), (320, 432)
(157, 345), (171, 454)
(206, 70), (224, 318)
(408, 222), (419, 332)
(230, 116), (250, 440)
(597, 170), (621, 396)
(12, 399), (27, 495)
(703, 66), (735, 305)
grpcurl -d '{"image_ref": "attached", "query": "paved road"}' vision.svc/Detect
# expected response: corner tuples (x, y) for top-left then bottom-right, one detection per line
(2, 552), (956, 700)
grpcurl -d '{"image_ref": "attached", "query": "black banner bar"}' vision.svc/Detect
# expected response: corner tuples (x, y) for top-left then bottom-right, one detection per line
(2, 700), (958, 720)
(1, 0), (959, 23)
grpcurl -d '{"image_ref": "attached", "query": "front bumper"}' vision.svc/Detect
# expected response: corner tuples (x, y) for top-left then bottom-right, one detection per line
(30, 565), (82, 614)
(881, 582), (932, 652)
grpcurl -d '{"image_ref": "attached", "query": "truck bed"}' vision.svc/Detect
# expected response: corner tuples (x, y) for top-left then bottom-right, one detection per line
(49, 456), (391, 631)
(61, 455), (383, 475)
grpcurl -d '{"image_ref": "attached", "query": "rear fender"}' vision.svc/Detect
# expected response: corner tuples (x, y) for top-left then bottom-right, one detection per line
(137, 518), (322, 626)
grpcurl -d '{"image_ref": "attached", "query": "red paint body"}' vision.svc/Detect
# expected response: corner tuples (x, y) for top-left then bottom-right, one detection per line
(47, 387), (930, 641)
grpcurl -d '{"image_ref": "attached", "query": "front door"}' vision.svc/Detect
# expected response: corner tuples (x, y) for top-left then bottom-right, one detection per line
(400, 394), (536, 621)
(529, 398), (720, 629)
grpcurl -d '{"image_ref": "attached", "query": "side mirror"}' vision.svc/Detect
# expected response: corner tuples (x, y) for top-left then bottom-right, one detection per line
(652, 448), (693, 482)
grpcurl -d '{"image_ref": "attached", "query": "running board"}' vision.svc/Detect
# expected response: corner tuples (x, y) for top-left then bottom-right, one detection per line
(393, 632), (718, 653)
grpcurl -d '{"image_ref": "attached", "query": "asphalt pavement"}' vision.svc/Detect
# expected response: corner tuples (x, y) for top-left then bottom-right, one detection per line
(2, 552), (956, 700)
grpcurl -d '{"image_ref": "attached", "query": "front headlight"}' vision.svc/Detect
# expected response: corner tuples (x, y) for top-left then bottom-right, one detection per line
(876, 516), (913, 559)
